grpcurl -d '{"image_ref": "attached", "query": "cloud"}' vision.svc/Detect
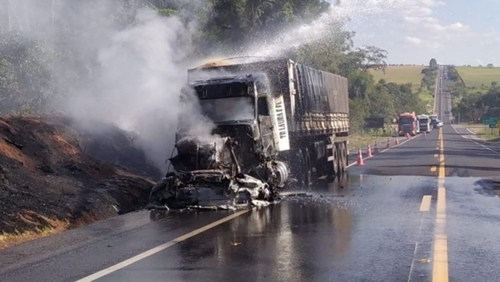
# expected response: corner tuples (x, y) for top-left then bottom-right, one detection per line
(351, 1), (499, 65)
(404, 36), (441, 49)
(405, 36), (422, 45)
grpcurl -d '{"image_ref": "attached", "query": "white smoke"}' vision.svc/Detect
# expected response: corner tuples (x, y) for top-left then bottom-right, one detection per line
(44, 1), (213, 173)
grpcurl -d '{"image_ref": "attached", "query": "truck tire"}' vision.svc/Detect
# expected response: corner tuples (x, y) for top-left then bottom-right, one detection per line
(338, 143), (347, 174)
(304, 147), (313, 187)
(298, 148), (312, 187)
(326, 136), (338, 181)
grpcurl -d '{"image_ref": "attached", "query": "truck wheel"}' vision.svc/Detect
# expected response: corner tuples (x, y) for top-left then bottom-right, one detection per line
(338, 143), (347, 174)
(304, 148), (313, 187)
(298, 149), (312, 187)
(326, 136), (337, 181)
(333, 143), (339, 175)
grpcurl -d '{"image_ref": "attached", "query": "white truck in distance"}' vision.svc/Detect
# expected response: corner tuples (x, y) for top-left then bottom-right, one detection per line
(417, 114), (432, 133)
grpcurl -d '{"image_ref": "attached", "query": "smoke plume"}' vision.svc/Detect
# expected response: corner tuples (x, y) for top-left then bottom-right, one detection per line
(45, 1), (211, 173)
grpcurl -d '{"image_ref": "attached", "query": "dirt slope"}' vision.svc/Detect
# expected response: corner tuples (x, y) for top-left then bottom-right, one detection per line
(0, 115), (162, 248)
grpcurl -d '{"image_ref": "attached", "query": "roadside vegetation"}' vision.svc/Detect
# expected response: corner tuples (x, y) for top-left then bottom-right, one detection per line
(343, 125), (398, 151)
(370, 61), (437, 113)
(466, 124), (500, 142)
(448, 64), (500, 124)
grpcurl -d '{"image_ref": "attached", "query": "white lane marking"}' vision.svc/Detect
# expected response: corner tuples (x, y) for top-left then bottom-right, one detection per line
(466, 128), (476, 135)
(451, 125), (500, 156)
(472, 142), (500, 157)
(347, 134), (421, 168)
(457, 126), (481, 140)
(75, 210), (249, 282)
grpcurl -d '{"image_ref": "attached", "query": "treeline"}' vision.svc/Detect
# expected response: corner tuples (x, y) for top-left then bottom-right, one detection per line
(421, 58), (438, 92)
(0, 0), (427, 133)
(449, 66), (500, 122)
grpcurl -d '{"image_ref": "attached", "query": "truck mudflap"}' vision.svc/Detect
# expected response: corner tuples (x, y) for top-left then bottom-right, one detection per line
(146, 170), (278, 211)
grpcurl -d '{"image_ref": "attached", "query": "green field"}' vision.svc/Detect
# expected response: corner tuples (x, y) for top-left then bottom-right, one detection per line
(370, 66), (424, 88)
(370, 65), (434, 112)
(456, 66), (500, 90)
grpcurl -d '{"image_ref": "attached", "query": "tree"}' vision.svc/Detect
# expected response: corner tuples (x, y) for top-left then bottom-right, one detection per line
(429, 58), (437, 69)
(487, 63), (494, 68)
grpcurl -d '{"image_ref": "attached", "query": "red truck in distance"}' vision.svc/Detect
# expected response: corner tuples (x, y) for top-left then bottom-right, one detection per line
(398, 112), (417, 136)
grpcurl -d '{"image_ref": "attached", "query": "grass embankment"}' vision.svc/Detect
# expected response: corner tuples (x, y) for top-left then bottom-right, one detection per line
(346, 125), (399, 150)
(466, 124), (500, 142)
(347, 134), (392, 150)
(370, 65), (434, 112)
(456, 66), (500, 92)
(0, 218), (70, 249)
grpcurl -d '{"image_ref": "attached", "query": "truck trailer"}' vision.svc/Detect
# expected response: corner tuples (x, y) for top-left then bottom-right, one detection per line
(147, 57), (350, 210)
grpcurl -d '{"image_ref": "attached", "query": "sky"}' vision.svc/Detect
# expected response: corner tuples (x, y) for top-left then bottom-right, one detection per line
(345, 0), (500, 66)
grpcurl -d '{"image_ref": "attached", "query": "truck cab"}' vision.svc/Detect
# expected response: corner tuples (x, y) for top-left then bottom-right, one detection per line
(430, 114), (438, 128)
(417, 114), (432, 133)
(398, 112), (418, 136)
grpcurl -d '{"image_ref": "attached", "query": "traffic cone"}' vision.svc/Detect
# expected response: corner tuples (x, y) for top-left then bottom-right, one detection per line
(356, 148), (365, 166)
(367, 144), (373, 157)
(386, 138), (390, 149)
(373, 142), (379, 154)
(396, 136), (400, 145)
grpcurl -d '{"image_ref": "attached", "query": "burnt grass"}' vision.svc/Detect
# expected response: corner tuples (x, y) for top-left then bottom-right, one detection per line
(0, 115), (162, 247)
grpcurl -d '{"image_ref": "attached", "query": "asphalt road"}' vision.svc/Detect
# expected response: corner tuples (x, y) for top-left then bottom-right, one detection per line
(2, 66), (500, 282)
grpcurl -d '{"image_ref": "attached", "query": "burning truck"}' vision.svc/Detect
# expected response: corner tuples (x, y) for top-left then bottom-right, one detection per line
(147, 57), (350, 210)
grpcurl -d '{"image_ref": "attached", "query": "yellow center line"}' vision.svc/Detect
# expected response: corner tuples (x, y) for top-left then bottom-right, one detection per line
(420, 195), (432, 212)
(433, 127), (448, 282)
(430, 166), (437, 172)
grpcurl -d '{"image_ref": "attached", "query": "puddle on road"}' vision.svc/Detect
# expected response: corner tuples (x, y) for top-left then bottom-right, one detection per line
(281, 173), (441, 212)
(472, 178), (500, 198)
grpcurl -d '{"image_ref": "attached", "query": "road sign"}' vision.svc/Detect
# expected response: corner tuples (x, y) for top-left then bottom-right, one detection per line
(489, 124), (496, 129)
(364, 117), (384, 129)
(482, 117), (498, 125)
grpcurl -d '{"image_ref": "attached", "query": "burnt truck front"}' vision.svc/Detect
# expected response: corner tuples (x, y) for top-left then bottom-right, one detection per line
(148, 73), (290, 210)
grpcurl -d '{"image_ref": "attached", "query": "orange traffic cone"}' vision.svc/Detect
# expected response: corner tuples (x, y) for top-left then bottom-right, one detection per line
(356, 148), (365, 166)
(386, 138), (390, 149)
(396, 136), (400, 145)
(367, 144), (373, 157)
(373, 142), (379, 154)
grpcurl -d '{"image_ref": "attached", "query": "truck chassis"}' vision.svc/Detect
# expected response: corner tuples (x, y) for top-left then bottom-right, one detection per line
(147, 135), (348, 211)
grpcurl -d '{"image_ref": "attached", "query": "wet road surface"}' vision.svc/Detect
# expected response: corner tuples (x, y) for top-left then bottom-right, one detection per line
(2, 66), (500, 282)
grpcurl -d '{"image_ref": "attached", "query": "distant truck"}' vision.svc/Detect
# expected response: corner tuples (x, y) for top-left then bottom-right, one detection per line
(418, 114), (432, 133)
(148, 57), (350, 210)
(398, 112), (418, 136)
(430, 114), (439, 128)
